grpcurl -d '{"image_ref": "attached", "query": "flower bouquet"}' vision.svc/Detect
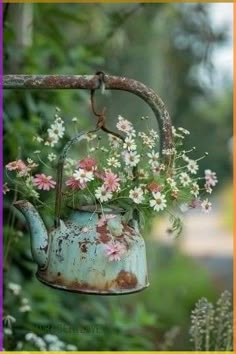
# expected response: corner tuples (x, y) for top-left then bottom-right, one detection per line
(4, 108), (217, 236)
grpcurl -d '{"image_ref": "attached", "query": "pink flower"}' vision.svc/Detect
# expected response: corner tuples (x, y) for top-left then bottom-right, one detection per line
(33, 174), (56, 191)
(78, 157), (97, 172)
(147, 181), (162, 193)
(65, 176), (86, 190)
(97, 214), (116, 227)
(205, 169), (218, 187)
(6, 160), (27, 172)
(103, 171), (120, 192)
(104, 241), (126, 261)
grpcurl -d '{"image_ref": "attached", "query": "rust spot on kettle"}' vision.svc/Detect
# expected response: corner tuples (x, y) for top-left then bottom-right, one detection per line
(80, 243), (87, 253)
(115, 270), (137, 289)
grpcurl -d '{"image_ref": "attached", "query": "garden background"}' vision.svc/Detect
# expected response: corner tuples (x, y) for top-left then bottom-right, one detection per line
(3, 3), (233, 351)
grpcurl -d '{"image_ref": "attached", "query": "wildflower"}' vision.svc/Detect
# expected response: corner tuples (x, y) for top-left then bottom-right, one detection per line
(189, 198), (201, 209)
(162, 148), (176, 155)
(107, 157), (121, 168)
(138, 169), (149, 179)
(201, 199), (212, 213)
(116, 115), (133, 133)
(123, 136), (136, 151)
(98, 214), (116, 227)
(167, 177), (177, 189)
(179, 172), (191, 187)
(34, 150), (41, 154)
(33, 174), (56, 191)
(149, 129), (159, 139)
(123, 151), (140, 167)
(104, 240), (126, 261)
(3, 183), (10, 194)
(65, 176), (86, 190)
(151, 161), (161, 174)
(187, 159), (199, 174)
(103, 171), (120, 192)
(6, 160), (26, 172)
(147, 150), (159, 164)
(44, 136), (59, 147)
(72, 117), (78, 122)
(48, 119), (65, 140)
(172, 126), (184, 139)
(205, 169), (218, 187)
(73, 168), (94, 184)
(147, 181), (162, 193)
(3, 315), (16, 328)
(205, 183), (212, 194)
(178, 127), (190, 135)
(150, 192), (167, 212)
(129, 187), (144, 204)
(78, 157), (97, 172)
(108, 134), (121, 148)
(8, 282), (21, 295)
(191, 182), (200, 197)
(95, 185), (113, 202)
(33, 135), (44, 143)
(19, 297), (31, 313)
(139, 132), (155, 147)
(48, 153), (57, 162)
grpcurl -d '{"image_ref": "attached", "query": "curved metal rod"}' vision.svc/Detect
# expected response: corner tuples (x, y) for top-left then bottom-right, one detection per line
(3, 74), (173, 159)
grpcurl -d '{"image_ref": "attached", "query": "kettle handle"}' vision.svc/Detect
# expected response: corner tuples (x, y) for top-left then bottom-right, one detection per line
(54, 129), (97, 227)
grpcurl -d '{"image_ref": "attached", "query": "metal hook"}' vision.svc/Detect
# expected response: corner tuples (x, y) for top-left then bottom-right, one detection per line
(90, 72), (124, 141)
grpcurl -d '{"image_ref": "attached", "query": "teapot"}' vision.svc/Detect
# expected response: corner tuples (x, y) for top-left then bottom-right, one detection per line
(14, 131), (149, 295)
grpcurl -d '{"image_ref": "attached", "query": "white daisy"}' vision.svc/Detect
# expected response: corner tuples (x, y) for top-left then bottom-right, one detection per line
(73, 168), (94, 184)
(123, 151), (140, 167)
(108, 134), (121, 148)
(139, 132), (155, 147)
(166, 177), (177, 189)
(150, 192), (167, 212)
(187, 159), (199, 174)
(48, 120), (65, 140)
(191, 182), (200, 197)
(179, 172), (191, 187)
(107, 157), (121, 168)
(95, 185), (113, 202)
(151, 161), (161, 174)
(48, 153), (57, 162)
(116, 115), (133, 134)
(147, 150), (159, 164)
(123, 136), (136, 151)
(201, 199), (212, 213)
(129, 187), (144, 204)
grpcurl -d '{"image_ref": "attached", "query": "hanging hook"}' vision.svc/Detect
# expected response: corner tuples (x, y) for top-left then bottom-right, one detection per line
(90, 72), (125, 141)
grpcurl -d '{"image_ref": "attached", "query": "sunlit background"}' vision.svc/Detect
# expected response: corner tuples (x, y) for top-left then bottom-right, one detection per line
(3, 3), (233, 351)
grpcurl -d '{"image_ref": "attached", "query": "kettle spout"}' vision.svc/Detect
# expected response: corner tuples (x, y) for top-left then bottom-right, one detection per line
(14, 200), (49, 268)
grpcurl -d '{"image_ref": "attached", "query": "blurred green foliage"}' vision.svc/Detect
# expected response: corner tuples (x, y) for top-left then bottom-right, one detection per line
(3, 3), (232, 350)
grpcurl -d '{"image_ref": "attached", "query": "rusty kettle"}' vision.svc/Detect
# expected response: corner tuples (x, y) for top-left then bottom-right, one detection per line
(14, 131), (149, 295)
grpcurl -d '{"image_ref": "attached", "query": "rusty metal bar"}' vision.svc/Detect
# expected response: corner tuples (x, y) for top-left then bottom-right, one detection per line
(3, 74), (173, 153)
